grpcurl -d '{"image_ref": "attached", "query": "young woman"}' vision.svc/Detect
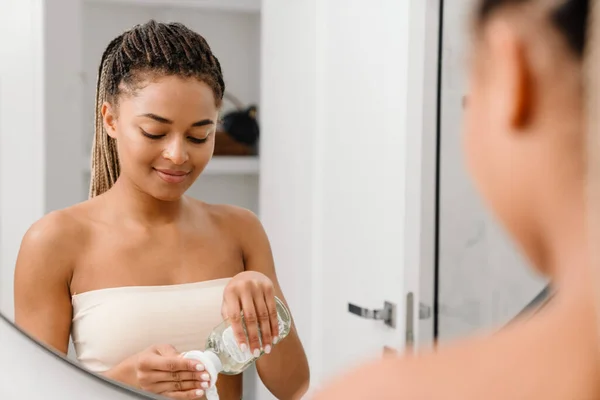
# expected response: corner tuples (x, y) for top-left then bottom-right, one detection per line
(13, 20), (309, 400)
(313, 0), (600, 398)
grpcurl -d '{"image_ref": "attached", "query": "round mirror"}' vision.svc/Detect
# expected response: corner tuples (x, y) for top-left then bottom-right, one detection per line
(0, 1), (309, 400)
(0, 312), (162, 399)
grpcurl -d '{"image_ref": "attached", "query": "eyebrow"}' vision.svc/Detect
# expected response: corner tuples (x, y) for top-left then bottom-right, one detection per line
(139, 113), (214, 127)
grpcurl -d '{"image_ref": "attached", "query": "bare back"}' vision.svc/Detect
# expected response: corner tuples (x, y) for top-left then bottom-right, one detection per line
(314, 288), (600, 400)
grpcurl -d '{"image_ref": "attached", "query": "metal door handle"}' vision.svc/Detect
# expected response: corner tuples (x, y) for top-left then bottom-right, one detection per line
(419, 303), (432, 320)
(348, 301), (397, 328)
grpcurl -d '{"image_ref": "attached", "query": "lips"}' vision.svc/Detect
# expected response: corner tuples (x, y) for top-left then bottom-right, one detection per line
(154, 168), (190, 184)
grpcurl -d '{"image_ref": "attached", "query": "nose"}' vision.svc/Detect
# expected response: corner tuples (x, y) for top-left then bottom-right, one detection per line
(163, 138), (189, 165)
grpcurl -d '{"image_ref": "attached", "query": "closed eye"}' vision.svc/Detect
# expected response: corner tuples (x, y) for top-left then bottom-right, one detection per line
(140, 129), (165, 140)
(188, 131), (212, 144)
(141, 129), (211, 144)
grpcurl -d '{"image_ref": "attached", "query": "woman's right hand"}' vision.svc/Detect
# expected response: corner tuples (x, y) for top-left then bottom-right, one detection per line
(130, 344), (212, 399)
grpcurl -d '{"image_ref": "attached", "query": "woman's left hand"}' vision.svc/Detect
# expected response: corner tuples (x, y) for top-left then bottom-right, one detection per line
(222, 271), (280, 358)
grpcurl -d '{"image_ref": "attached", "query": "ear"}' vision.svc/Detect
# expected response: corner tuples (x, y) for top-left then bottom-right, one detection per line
(508, 39), (531, 128)
(101, 102), (118, 139)
(487, 19), (532, 130)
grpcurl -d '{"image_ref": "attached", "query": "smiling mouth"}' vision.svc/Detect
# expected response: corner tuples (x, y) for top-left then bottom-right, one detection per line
(153, 168), (190, 184)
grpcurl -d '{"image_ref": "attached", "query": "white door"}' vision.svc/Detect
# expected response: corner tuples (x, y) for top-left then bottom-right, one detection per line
(259, 0), (440, 397)
(436, 0), (547, 341)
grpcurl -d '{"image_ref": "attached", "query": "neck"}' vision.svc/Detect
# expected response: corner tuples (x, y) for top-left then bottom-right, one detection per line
(107, 176), (186, 226)
(536, 181), (592, 294)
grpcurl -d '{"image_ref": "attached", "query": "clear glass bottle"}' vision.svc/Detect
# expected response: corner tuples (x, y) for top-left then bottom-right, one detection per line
(184, 296), (292, 376)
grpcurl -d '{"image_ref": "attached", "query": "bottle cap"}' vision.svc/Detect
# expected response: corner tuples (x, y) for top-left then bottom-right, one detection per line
(182, 350), (222, 400)
(202, 350), (223, 373)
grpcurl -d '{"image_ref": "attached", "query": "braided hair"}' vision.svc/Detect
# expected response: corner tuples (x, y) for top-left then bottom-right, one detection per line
(476, 0), (589, 58)
(89, 20), (225, 198)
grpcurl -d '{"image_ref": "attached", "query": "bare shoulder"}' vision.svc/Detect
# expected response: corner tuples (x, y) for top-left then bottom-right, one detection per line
(22, 205), (89, 251)
(314, 302), (599, 400)
(188, 199), (271, 260)
(208, 203), (261, 226)
(14, 202), (97, 352)
(16, 202), (92, 280)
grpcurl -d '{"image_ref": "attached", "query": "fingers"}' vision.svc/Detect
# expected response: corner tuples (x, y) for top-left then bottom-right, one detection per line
(154, 344), (180, 357)
(139, 353), (204, 374)
(162, 388), (206, 399)
(225, 290), (248, 352)
(153, 379), (205, 394)
(136, 345), (212, 399)
(263, 288), (280, 347)
(240, 290), (262, 357)
(253, 292), (273, 354)
(150, 344), (205, 372)
(224, 278), (281, 357)
(138, 367), (211, 392)
(153, 371), (208, 384)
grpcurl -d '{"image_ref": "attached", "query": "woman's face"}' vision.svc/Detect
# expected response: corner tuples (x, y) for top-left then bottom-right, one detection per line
(102, 75), (218, 201)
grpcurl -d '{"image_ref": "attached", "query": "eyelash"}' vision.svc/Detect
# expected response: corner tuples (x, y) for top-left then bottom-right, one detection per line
(140, 129), (210, 144)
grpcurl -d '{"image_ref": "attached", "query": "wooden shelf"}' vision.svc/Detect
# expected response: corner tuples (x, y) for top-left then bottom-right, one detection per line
(83, 0), (261, 13)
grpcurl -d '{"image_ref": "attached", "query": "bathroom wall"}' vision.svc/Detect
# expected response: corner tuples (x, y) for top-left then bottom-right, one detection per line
(0, 0), (82, 320)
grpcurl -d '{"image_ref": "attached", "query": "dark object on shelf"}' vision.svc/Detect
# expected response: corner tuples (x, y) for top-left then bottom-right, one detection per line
(221, 105), (259, 146)
(214, 92), (259, 156)
(214, 131), (256, 156)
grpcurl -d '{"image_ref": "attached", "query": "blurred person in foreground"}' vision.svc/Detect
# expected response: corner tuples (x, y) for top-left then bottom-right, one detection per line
(313, 0), (600, 398)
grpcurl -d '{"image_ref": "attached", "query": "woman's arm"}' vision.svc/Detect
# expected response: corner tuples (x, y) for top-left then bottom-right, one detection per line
(15, 211), (210, 399)
(229, 207), (310, 400)
(14, 211), (78, 354)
